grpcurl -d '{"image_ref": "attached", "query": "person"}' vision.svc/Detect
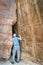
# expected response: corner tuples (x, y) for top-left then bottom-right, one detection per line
(11, 33), (22, 64)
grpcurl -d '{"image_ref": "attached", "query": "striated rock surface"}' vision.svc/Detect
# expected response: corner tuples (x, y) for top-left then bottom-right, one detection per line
(0, 0), (43, 63)
(17, 0), (43, 62)
(0, 0), (16, 59)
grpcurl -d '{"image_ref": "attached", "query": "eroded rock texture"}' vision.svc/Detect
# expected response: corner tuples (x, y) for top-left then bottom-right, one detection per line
(17, 0), (43, 62)
(0, 0), (43, 63)
(0, 0), (16, 59)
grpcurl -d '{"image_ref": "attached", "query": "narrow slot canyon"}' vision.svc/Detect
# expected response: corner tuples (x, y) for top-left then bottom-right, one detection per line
(0, 0), (43, 64)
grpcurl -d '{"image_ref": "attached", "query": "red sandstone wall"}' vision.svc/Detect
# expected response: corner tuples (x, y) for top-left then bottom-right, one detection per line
(17, 0), (43, 62)
(0, 0), (43, 62)
(0, 0), (16, 59)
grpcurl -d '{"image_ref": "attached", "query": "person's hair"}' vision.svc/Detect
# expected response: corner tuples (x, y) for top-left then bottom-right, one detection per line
(13, 33), (16, 37)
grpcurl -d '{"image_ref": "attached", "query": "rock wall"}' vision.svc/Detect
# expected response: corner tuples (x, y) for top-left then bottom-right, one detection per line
(0, 0), (43, 62)
(0, 0), (16, 59)
(17, 0), (43, 62)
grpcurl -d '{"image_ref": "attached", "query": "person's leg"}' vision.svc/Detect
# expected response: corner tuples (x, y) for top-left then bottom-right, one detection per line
(11, 45), (14, 55)
(16, 46), (20, 62)
(11, 46), (17, 64)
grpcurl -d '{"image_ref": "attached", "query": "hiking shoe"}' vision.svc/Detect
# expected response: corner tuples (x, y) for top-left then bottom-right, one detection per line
(16, 60), (20, 63)
(11, 61), (15, 64)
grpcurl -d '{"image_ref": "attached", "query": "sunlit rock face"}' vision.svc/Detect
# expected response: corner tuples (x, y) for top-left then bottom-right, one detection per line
(0, 0), (43, 62)
(17, 0), (43, 62)
(0, 0), (16, 59)
(0, 0), (16, 18)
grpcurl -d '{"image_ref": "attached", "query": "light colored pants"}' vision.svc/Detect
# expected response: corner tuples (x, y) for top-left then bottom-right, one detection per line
(11, 46), (20, 62)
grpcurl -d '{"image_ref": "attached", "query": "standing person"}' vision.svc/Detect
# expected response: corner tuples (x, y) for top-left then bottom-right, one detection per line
(11, 33), (22, 64)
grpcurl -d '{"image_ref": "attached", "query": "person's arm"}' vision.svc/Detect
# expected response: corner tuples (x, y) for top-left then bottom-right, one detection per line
(19, 35), (22, 40)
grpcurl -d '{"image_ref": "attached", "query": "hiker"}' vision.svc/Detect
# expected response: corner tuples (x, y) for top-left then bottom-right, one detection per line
(11, 33), (22, 64)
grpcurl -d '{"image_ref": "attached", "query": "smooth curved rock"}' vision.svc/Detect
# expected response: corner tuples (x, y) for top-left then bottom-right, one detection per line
(0, 0), (16, 59)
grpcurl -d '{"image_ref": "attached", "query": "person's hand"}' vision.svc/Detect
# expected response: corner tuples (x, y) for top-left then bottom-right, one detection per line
(19, 34), (22, 40)
(19, 34), (21, 37)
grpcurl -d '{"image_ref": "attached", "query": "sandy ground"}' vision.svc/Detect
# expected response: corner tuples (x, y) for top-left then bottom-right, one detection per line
(0, 60), (40, 65)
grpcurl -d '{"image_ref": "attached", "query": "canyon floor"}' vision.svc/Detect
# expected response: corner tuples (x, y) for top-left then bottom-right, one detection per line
(0, 59), (41, 65)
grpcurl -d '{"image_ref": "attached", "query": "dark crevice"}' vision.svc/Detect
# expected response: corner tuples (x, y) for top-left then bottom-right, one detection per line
(12, 22), (18, 35)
